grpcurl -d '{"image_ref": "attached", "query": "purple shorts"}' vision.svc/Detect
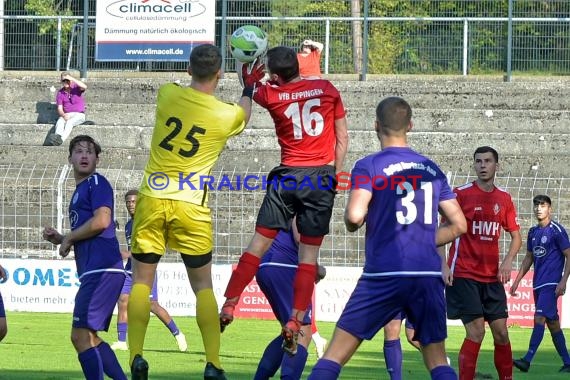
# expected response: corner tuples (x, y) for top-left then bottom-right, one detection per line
(0, 292), (5, 318)
(256, 264), (312, 325)
(337, 276), (447, 346)
(73, 271), (124, 331)
(534, 285), (559, 320)
(393, 312), (415, 330)
(121, 273), (159, 301)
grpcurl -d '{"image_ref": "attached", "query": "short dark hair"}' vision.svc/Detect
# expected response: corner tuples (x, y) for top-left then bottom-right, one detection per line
(473, 146), (499, 163)
(533, 194), (552, 206)
(189, 44), (222, 81)
(68, 135), (101, 157)
(267, 46), (299, 83)
(375, 97), (412, 134)
(125, 189), (138, 199)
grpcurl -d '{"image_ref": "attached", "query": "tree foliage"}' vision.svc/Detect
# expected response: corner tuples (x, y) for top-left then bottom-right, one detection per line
(24, 0), (76, 47)
(5, 0), (570, 74)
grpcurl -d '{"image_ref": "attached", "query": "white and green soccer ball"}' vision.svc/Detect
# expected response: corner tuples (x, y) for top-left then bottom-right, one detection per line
(230, 25), (268, 63)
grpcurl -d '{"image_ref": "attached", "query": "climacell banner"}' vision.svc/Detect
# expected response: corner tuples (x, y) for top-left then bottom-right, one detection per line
(95, 0), (215, 61)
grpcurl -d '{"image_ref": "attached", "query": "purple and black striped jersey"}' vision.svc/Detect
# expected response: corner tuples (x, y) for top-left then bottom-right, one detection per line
(69, 173), (123, 277)
(351, 146), (455, 276)
(527, 220), (570, 289)
(124, 218), (133, 272)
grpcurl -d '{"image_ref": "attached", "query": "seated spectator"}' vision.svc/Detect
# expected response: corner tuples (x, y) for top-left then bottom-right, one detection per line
(53, 71), (87, 145)
(297, 39), (324, 79)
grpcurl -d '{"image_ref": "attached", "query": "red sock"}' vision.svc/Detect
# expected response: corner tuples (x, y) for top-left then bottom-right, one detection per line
(224, 252), (260, 299)
(494, 342), (513, 380)
(459, 338), (481, 380)
(293, 263), (317, 312)
(310, 311), (317, 335)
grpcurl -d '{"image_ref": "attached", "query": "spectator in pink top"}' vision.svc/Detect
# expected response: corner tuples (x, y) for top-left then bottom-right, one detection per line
(54, 71), (87, 144)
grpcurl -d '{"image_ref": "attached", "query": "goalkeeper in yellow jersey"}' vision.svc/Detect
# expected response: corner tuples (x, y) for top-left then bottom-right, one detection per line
(127, 43), (265, 380)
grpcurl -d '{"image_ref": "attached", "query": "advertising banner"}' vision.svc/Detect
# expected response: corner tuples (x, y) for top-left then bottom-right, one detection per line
(0, 259), (232, 316)
(95, 0), (215, 61)
(1, 260), (563, 328)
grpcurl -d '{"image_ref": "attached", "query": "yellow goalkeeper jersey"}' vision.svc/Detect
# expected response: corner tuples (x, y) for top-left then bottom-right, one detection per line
(139, 83), (246, 206)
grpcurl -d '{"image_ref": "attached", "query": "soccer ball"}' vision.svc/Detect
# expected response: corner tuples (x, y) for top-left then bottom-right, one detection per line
(230, 25), (268, 63)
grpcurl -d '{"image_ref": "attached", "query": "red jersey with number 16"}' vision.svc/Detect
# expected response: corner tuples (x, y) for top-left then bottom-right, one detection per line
(253, 79), (346, 166)
(447, 181), (520, 283)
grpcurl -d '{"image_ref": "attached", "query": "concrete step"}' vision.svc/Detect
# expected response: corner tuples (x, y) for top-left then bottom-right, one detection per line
(0, 137), (568, 176)
(3, 75), (570, 110)
(5, 101), (570, 133)
(2, 123), (567, 159)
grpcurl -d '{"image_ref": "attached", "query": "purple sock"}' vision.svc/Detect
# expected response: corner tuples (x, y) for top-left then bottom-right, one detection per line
(166, 319), (180, 336)
(117, 322), (127, 342)
(383, 339), (402, 380)
(430, 365), (457, 380)
(97, 342), (127, 380)
(78, 347), (104, 380)
(307, 358), (341, 380)
(552, 330), (570, 365)
(254, 336), (283, 380)
(523, 323), (545, 362)
(281, 344), (308, 380)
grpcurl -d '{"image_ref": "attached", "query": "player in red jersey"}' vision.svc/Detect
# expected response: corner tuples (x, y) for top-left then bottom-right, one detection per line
(220, 46), (349, 356)
(443, 146), (522, 380)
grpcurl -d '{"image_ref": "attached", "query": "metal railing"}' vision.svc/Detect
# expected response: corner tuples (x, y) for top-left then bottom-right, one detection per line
(2, 13), (570, 78)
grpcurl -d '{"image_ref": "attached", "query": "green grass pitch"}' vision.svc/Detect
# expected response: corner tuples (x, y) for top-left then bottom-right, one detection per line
(0, 312), (566, 379)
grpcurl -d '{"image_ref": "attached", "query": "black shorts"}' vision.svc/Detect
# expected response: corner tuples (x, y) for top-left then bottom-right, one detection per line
(256, 165), (337, 237)
(446, 277), (508, 324)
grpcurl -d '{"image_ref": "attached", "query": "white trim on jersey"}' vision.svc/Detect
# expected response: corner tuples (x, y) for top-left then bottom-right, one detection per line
(79, 267), (126, 281)
(449, 235), (461, 274)
(456, 182), (473, 191)
(362, 271), (442, 277)
(258, 262), (298, 269)
(551, 220), (564, 233)
(534, 282), (559, 290)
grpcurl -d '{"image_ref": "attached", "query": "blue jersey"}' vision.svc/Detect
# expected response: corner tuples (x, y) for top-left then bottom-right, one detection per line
(69, 173), (123, 277)
(351, 147), (455, 276)
(124, 218), (133, 272)
(260, 228), (298, 268)
(527, 220), (570, 289)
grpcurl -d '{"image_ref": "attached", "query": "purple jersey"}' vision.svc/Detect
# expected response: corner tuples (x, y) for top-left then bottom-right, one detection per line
(124, 218), (133, 273)
(260, 227), (298, 267)
(56, 83), (86, 113)
(527, 220), (570, 289)
(256, 228), (313, 325)
(351, 147), (455, 276)
(69, 173), (123, 277)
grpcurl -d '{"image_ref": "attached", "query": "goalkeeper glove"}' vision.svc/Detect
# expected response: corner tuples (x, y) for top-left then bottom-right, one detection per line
(242, 60), (266, 88)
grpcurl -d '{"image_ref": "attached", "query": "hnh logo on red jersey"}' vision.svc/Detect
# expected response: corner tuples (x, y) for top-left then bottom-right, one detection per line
(472, 221), (500, 236)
